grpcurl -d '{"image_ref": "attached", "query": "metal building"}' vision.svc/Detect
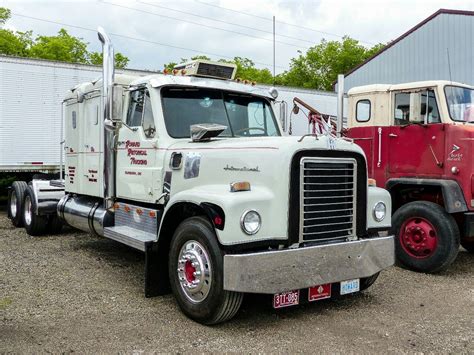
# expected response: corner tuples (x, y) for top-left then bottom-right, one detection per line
(341, 9), (474, 92)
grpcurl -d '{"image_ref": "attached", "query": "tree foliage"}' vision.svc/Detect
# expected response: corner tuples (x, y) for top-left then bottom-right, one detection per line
(0, 7), (129, 68)
(276, 37), (384, 90)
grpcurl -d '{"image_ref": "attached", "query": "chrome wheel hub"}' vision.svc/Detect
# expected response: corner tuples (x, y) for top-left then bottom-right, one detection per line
(177, 240), (212, 303)
(10, 192), (17, 218)
(24, 195), (32, 226)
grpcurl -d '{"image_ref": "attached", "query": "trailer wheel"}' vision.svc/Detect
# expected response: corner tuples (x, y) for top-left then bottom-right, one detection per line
(8, 181), (28, 227)
(391, 201), (460, 273)
(168, 216), (243, 325)
(360, 272), (380, 291)
(461, 240), (474, 253)
(22, 186), (48, 236)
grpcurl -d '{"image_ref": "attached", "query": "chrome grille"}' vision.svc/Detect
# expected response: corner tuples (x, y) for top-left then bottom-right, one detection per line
(299, 157), (357, 243)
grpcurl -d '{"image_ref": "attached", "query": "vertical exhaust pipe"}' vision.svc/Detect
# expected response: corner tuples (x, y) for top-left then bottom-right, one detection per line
(97, 27), (116, 209)
(336, 74), (344, 138)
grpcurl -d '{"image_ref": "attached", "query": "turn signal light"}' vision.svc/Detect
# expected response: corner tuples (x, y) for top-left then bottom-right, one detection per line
(368, 178), (377, 187)
(230, 181), (251, 192)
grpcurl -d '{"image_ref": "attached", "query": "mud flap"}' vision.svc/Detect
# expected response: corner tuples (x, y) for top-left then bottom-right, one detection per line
(144, 241), (170, 297)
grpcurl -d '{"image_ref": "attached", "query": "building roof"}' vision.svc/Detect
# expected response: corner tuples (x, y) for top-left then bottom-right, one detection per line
(342, 9), (474, 81)
(347, 80), (473, 95)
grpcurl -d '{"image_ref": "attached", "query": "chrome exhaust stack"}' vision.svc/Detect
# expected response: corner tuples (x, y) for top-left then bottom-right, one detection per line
(336, 74), (344, 138)
(98, 27), (116, 210)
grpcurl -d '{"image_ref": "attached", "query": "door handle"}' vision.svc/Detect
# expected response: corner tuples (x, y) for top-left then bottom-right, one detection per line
(389, 133), (398, 138)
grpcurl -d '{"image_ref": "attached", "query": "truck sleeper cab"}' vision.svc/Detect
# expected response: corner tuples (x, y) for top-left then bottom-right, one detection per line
(346, 80), (474, 273)
(8, 28), (395, 325)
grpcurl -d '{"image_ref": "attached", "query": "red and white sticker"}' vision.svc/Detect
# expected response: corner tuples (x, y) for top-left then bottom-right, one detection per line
(273, 290), (300, 309)
(308, 283), (332, 302)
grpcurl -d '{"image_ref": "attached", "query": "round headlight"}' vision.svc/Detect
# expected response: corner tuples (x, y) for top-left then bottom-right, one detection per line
(373, 202), (386, 222)
(241, 210), (261, 235)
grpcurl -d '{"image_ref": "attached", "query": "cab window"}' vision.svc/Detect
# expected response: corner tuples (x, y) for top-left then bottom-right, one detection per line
(356, 100), (371, 122)
(394, 89), (440, 125)
(127, 89), (156, 138)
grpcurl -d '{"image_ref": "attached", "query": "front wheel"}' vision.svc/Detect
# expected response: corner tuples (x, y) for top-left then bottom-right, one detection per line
(168, 216), (243, 325)
(391, 201), (460, 273)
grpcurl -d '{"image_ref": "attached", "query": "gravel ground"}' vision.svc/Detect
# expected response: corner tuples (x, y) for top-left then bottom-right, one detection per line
(1, 210), (473, 353)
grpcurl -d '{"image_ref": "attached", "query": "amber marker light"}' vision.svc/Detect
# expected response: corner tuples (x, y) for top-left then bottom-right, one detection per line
(149, 211), (156, 218)
(124, 205), (131, 213)
(136, 208), (143, 215)
(368, 178), (377, 187)
(114, 203), (120, 210)
(230, 181), (251, 192)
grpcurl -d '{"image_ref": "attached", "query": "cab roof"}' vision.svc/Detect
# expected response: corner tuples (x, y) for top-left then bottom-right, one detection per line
(348, 80), (474, 96)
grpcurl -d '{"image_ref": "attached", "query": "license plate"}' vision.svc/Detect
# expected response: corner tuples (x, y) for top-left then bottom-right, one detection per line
(340, 279), (360, 295)
(273, 290), (300, 309)
(308, 283), (331, 302)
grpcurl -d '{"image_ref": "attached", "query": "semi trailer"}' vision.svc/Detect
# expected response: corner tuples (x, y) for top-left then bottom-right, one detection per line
(7, 28), (395, 324)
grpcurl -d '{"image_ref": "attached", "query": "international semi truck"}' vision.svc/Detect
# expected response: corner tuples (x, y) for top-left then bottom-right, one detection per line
(344, 81), (474, 273)
(7, 28), (395, 324)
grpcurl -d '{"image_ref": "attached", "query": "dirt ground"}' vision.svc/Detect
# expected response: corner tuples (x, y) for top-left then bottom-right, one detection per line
(1, 210), (473, 353)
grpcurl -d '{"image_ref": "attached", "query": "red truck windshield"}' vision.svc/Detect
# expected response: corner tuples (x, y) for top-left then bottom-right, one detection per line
(445, 85), (474, 122)
(161, 87), (280, 138)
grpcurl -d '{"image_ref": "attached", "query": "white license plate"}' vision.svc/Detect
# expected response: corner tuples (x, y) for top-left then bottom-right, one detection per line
(273, 290), (300, 309)
(340, 279), (360, 295)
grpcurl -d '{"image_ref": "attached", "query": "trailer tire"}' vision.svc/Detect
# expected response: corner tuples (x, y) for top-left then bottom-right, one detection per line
(8, 181), (28, 227)
(22, 186), (48, 236)
(360, 272), (380, 291)
(461, 240), (474, 253)
(168, 216), (243, 325)
(391, 201), (460, 273)
(47, 215), (63, 234)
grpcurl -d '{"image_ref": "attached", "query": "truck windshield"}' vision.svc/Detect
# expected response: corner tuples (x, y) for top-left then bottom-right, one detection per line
(444, 85), (474, 122)
(161, 87), (280, 138)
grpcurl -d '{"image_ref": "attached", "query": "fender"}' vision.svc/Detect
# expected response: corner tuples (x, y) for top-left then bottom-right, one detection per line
(159, 185), (286, 246)
(386, 178), (467, 213)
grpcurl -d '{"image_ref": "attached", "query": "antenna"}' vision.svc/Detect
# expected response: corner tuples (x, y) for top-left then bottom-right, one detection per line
(446, 48), (453, 83)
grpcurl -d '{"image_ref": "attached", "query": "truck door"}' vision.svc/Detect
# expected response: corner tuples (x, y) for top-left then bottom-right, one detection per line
(388, 89), (445, 176)
(116, 88), (161, 202)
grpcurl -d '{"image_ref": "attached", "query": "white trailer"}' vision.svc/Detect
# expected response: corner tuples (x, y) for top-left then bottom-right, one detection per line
(0, 55), (152, 174)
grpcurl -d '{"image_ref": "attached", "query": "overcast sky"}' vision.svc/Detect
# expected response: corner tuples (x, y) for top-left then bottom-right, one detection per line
(2, 0), (474, 73)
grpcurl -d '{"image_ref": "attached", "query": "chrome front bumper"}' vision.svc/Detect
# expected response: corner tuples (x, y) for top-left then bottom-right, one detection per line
(223, 236), (394, 294)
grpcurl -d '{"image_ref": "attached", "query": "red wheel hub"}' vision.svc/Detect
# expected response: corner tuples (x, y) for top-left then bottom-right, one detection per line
(399, 217), (438, 258)
(184, 260), (196, 283)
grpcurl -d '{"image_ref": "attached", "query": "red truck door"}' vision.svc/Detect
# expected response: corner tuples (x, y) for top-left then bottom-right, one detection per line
(388, 90), (445, 176)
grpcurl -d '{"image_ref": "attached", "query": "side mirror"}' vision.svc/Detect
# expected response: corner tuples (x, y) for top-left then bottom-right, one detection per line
(112, 85), (124, 121)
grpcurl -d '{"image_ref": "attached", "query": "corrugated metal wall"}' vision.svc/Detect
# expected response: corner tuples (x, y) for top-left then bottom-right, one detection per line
(0, 56), (152, 168)
(343, 12), (474, 92)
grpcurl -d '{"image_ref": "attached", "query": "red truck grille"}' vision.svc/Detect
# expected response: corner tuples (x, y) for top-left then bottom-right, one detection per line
(300, 157), (357, 243)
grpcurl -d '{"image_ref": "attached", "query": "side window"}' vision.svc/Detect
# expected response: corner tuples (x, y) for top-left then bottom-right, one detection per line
(127, 90), (144, 127)
(356, 100), (371, 122)
(421, 90), (440, 124)
(126, 89), (156, 138)
(394, 93), (410, 125)
(72, 111), (77, 129)
(394, 90), (440, 125)
(142, 92), (156, 138)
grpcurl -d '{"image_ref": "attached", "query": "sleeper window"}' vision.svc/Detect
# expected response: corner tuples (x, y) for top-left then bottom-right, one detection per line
(356, 100), (371, 122)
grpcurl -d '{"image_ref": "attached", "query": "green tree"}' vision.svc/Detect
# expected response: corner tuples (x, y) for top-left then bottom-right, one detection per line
(277, 37), (384, 90)
(0, 7), (130, 67)
(0, 7), (10, 25)
(89, 51), (130, 69)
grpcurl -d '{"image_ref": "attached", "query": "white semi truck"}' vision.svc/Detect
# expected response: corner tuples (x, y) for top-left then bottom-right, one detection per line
(8, 28), (395, 324)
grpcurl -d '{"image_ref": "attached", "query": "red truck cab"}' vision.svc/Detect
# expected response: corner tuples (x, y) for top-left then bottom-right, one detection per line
(346, 80), (474, 272)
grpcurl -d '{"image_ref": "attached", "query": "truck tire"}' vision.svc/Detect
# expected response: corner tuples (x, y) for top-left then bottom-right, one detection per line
(168, 216), (243, 325)
(360, 272), (380, 291)
(460, 240), (474, 253)
(8, 181), (28, 227)
(391, 201), (460, 273)
(22, 186), (48, 236)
